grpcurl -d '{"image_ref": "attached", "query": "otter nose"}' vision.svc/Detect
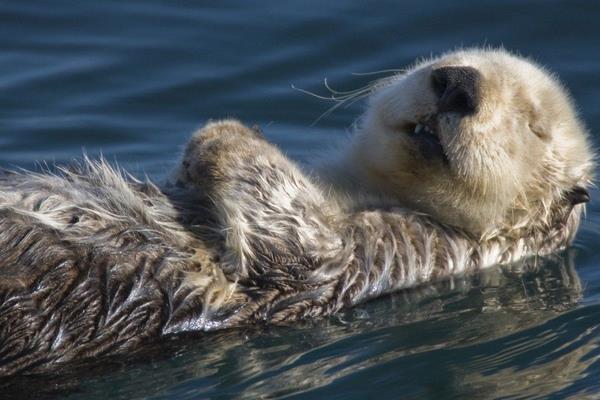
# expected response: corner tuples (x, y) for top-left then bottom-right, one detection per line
(431, 66), (481, 115)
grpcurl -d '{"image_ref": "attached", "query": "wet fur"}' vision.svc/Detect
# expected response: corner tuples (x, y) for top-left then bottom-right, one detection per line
(0, 49), (594, 375)
(320, 49), (594, 238)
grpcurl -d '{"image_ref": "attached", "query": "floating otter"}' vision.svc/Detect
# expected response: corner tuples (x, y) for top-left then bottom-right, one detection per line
(0, 49), (594, 375)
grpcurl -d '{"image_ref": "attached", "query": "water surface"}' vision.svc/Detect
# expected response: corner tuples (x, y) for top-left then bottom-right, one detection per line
(1, 1), (600, 399)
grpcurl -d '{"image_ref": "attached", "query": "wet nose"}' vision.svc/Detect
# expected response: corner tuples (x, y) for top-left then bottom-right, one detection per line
(431, 66), (481, 115)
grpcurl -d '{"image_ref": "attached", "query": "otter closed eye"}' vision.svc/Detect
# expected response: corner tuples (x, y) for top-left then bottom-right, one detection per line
(319, 48), (594, 238)
(0, 48), (594, 376)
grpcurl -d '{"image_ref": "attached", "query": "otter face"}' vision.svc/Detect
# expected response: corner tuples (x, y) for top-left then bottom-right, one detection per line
(356, 49), (594, 236)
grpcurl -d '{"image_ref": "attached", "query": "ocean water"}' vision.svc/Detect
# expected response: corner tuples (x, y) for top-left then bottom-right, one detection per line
(1, 1), (600, 399)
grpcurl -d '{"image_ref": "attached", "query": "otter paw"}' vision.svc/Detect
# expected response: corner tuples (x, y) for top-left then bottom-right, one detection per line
(175, 119), (266, 190)
(190, 119), (264, 145)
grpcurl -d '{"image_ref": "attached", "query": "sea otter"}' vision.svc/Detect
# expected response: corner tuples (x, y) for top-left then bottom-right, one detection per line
(0, 49), (594, 375)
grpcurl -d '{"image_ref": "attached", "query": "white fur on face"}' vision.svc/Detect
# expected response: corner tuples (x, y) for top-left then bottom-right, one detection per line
(352, 48), (594, 237)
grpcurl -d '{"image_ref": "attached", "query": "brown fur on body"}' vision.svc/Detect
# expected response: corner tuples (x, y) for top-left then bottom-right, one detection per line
(0, 49), (594, 376)
(175, 120), (584, 322)
(0, 164), (218, 375)
(0, 121), (585, 376)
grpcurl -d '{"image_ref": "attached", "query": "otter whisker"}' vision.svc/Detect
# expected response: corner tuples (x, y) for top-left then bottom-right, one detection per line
(351, 68), (406, 76)
(0, 49), (593, 377)
(290, 84), (340, 101)
(293, 72), (399, 125)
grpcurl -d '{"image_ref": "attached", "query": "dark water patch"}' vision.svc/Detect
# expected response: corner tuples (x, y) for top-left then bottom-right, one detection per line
(1, 1), (600, 398)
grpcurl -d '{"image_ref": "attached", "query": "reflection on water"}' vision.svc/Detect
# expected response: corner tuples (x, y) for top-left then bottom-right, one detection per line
(2, 1), (600, 398)
(3, 251), (598, 399)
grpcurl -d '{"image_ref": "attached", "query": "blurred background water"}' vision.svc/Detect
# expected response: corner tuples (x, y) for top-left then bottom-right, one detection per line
(1, 1), (600, 399)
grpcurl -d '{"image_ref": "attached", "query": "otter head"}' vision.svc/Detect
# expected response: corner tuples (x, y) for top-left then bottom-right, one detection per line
(354, 48), (595, 238)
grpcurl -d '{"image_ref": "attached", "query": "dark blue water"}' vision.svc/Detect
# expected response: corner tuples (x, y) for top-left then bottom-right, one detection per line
(1, 1), (600, 399)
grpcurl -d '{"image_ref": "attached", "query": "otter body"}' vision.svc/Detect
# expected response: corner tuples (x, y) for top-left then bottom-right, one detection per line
(0, 49), (594, 375)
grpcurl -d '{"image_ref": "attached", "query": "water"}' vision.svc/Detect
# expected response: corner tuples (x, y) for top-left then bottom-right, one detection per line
(1, 1), (600, 398)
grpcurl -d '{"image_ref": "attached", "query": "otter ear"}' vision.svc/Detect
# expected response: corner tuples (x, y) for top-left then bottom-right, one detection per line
(566, 186), (590, 205)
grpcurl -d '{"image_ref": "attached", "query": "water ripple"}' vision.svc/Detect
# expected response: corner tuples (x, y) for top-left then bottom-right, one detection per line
(1, 1), (600, 399)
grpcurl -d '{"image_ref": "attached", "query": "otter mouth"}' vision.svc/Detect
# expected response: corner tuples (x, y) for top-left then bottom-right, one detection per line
(406, 118), (449, 164)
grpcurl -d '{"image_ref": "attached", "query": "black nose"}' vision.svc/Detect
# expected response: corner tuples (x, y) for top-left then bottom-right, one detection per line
(431, 66), (481, 115)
